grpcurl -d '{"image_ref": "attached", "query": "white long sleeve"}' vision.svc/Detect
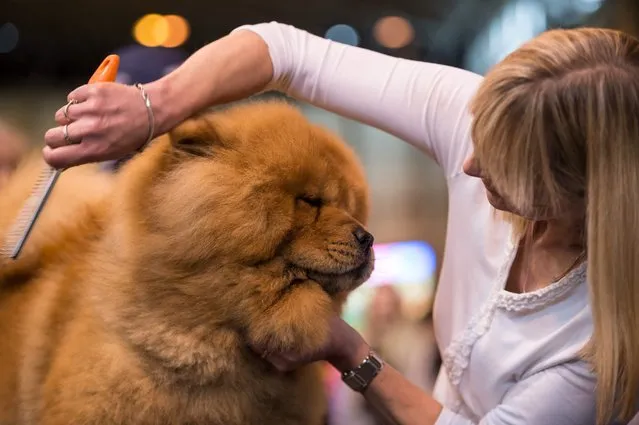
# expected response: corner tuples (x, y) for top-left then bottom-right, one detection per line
(234, 22), (482, 179)
(436, 362), (596, 425)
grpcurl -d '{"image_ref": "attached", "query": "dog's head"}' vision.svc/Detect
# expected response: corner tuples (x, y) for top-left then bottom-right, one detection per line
(114, 101), (373, 306)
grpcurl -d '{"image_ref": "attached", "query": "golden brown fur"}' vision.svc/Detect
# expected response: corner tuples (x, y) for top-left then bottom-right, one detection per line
(0, 119), (29, 189)
(0, 101), (373, 425)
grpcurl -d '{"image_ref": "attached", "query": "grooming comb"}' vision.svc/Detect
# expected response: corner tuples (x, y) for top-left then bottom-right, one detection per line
(1, 55), (120, 260)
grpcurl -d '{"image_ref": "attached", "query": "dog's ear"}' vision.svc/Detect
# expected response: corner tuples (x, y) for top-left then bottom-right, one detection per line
(168, 116), (223, 158)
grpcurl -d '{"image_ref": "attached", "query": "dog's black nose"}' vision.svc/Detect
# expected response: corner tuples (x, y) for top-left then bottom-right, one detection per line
(353, 226), (374, 250)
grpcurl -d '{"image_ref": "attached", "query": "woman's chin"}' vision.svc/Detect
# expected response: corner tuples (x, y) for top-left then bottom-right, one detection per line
(486, 192), (547, 220)
(486, 191), (511, 212)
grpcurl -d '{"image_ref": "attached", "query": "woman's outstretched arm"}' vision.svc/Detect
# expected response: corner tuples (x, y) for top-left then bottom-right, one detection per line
(44, 22), (481, 176)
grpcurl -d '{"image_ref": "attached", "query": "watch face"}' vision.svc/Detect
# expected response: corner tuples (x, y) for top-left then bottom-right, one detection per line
(343, 372), (367, 392)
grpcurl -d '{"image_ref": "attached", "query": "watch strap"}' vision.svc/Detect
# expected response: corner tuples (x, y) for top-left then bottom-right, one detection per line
(341, 350), (384, 392)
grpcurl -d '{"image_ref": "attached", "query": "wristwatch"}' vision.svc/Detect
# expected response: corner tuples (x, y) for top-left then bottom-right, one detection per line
(341, 350), (384, 392)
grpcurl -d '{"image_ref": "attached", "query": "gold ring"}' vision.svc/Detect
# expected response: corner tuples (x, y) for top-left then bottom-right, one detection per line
(63, 124), (79, 145)
(63, 99), (78, 121)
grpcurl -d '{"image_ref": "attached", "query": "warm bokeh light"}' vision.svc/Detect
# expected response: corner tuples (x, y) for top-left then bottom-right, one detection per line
(133, 14), (190, 48)
(133, 14), (167, 47)
(162, 15), (190, 48)
(373, 16), (415, 49)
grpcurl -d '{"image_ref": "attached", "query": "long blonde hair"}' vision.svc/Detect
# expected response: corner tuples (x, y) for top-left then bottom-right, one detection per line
(470, 28), (639, 424)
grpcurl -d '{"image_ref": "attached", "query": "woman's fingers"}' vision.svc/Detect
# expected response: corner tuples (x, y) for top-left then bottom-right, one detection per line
(42, 140), (111, 169)
(44, 119), (99, 150)
(44, 83), (153, 168)
(54, 99), (89, 125)
(67, 84), (93, 103)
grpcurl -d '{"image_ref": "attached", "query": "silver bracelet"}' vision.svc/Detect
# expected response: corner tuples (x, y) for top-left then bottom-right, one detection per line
(134, 83), (155, 152)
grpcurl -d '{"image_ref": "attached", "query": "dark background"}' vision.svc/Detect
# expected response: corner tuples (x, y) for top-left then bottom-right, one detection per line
(4, 0), (635, 85)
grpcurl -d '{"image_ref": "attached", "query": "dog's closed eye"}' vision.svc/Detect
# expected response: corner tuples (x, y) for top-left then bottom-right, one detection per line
(297, 196), (323, 208)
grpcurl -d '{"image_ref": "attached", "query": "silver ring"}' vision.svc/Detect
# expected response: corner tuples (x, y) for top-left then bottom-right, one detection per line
(63, 124), (79, 145)
(63, 99), (78, 121)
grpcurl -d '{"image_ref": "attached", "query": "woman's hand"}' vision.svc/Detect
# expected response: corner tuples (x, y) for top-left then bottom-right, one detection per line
(43, 82), (165, 169)
(257, 314), (371, 373)
(40, 30), (278, 170)
(258, 313), (444, 425)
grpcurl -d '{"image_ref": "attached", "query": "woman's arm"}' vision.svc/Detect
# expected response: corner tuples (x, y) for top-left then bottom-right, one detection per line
(157, 22), (484, 177)
(361, 360), (444, 425)
(147, 29), (275, 135)
(265, 317), (597, 425)
(43, 29), (275, 168)
(235, 22), (483, 177)
(356, 354), (596, 425)
(264, 316), (444, 425)
(45, 22), (482, 175)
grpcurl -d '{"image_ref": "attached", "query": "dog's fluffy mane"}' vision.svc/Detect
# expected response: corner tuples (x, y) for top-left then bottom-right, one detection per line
(0, 100), (371, 425)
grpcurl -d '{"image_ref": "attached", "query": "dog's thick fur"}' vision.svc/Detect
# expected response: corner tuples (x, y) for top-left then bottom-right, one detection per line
(0, 101), (373, 425)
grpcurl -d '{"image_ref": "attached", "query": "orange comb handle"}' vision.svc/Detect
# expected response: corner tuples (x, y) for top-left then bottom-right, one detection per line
(88, 54), (120, 84)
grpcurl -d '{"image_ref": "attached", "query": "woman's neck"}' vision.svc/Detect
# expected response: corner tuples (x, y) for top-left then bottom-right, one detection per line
(507, 215), (586, 293)
(531, 216), (584, 250)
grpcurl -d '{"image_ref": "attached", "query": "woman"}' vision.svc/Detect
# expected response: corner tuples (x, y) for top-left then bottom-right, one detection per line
(43, 22), (639, 424)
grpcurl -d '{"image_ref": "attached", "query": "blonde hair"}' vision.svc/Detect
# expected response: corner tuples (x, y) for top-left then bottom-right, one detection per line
(470, 28), (639, 424)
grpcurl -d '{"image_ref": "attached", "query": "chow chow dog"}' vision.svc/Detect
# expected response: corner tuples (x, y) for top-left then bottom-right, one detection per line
(0, 101), (374, 425)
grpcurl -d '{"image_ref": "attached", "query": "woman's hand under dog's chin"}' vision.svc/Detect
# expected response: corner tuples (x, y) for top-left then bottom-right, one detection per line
(253, 314), (370, 374)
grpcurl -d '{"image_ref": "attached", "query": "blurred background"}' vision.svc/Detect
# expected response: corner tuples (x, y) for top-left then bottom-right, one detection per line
(1, 0), (638, 423)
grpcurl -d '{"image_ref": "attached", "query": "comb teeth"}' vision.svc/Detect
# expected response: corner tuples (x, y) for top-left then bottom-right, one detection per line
(1, 165), (61, 260)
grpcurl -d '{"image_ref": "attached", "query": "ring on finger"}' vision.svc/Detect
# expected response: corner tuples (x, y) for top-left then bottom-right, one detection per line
(63, 124), (80, 145)
(63, 99), (78, 121)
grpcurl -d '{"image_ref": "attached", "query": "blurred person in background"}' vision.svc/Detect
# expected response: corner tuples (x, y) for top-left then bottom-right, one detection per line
(43, 22), (639, 425)
(331, 284), (438, 425)
(0, 119), (28, 189)
(364, 284), (437, 392)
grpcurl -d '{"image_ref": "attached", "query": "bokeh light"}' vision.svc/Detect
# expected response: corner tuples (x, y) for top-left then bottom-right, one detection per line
(133, 14), (167, 47)
(0, 22), (19, 54)
(373, 16), (415, 49)
(162, 15), (190, 48)
(133, 14), (190, 48)
(325, 24), (360, 46)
